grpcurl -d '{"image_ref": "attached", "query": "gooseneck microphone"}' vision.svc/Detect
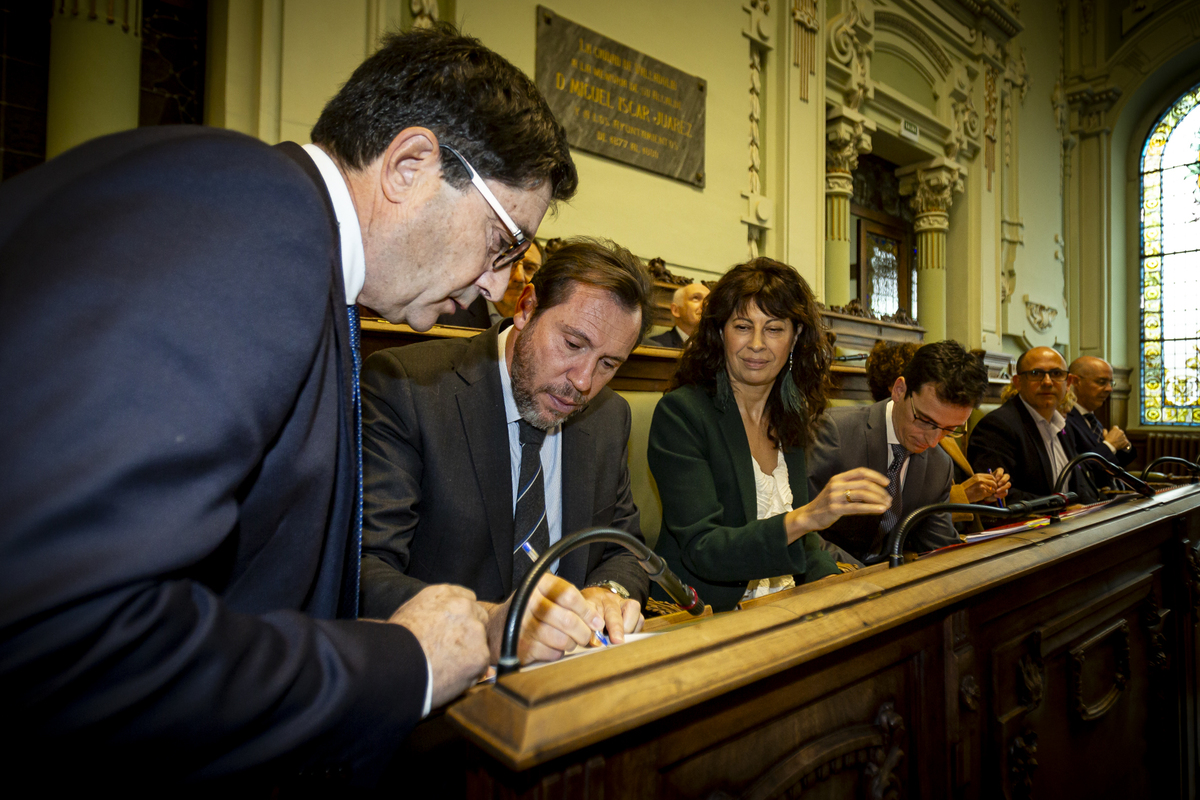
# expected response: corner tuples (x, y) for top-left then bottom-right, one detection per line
(879, 493), (1077, 568)
(497, 527), (704, 676)
(1055, 452), (1155, 498)
(1141, 456), (1200, 482)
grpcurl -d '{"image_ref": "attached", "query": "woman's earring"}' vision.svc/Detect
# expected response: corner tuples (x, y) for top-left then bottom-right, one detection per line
(781, 348), (805, 416)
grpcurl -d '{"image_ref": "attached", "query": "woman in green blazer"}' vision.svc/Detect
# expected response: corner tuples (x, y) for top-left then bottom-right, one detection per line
(649, 259), (892, 612)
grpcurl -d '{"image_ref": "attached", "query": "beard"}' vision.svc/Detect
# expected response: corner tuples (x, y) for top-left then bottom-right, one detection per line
(510, 321), (589, 430)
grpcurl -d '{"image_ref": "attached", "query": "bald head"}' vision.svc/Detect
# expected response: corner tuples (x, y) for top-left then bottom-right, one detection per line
(1069, 355), (1114, 412)
(670, 282), (710, 337)
(1013, 346), (1069, 420)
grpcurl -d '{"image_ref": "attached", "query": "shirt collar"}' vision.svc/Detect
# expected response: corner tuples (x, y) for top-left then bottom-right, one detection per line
(302, 143), (365, 305)
(1073, 402), (1093, 416)
(885, 399), (901, 447)
(1019, 395), (1066, 434)
(676, 326), (691, 343)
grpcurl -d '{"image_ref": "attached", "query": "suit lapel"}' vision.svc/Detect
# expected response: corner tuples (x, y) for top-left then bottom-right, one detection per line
(274, 141), (358, 616)
(454, 327), (518, 594)
(558, 417), (595, 585)
(717, 401), (759, 524)
(866, 401), (890, 473)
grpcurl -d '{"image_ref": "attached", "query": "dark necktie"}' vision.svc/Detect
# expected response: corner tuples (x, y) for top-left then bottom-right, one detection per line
(512, 420), (550, 588)
(347, 304), (362, 616)
(1085, 412), (1105, 442)
(878, 444), (909, 541)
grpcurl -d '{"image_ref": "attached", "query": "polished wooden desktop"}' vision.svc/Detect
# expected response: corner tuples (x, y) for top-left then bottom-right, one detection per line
(390, 485), (1200, 799)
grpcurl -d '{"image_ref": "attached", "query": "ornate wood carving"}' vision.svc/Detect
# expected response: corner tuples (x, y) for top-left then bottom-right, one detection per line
(1017, 652), (1044, 711)
(1069, 619), (1131, 722)
(959, 674), (981, 712)
(1141, 599), (1170, 676)
(1008, 731), (1038, 800)
(735, 702), (906, 800)
(1185, 540), (1200, 617)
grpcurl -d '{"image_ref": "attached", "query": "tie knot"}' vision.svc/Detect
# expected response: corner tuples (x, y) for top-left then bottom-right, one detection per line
(891, 443), (907, 460)
(518, 419), (547, 447)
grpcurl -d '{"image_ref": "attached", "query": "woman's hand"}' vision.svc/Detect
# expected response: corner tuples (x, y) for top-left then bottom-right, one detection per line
(785, 467), (891, 543)
(960, 469), (1011, 503)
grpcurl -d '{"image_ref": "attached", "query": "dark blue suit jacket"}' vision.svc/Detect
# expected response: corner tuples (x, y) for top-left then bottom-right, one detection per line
(0, 127), (425, 785)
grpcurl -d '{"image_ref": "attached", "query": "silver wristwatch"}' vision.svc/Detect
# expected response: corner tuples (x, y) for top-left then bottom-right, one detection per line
(586, 580), (630, 600)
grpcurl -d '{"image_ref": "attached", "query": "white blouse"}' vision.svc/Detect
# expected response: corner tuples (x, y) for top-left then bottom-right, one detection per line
(743, 450), (798, 601)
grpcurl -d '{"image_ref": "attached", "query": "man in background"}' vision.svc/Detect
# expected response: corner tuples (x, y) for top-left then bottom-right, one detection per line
(1066, 356), (1135, 489)
(648, 281), (709, 348)
(438, 239), (544, 328)
(807, 341), (992, 562)
(969, 347), (1100, 505)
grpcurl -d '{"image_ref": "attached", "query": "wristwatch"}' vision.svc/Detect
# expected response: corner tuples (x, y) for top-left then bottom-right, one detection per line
(585, 580), (630, 600)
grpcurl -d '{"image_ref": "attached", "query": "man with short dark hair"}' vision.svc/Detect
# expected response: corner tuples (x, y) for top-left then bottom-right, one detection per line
(969, 347), (1100, 505)
(807, 340), (994, 562)
(361, 238), (652, 665)
(1, 24), (575, 785)
(1065, 356), (1135, 489)
(648, 282), (709, 348)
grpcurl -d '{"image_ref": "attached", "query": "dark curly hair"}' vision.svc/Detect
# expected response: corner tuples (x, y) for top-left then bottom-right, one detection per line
(671, 258), (832, 448)
(865, 341), (921, 402)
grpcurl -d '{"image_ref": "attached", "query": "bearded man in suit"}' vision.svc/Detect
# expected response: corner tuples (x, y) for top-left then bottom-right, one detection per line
(361, 239), (651, 665)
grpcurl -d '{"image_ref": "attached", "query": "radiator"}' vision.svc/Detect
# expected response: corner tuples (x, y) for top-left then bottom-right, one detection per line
(1145, 433), (1200, 472)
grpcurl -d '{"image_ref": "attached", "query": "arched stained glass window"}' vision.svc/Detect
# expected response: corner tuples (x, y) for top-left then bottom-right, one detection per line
(1140, 82), (1200, 425)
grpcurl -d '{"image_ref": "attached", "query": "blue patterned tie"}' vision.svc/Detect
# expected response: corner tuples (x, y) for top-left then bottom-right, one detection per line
(347, 304), (363, 617)
(878, 444), (909, 540)
(511, 420), (550, 588)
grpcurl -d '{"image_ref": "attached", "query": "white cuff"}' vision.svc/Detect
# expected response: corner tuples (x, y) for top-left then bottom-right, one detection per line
(422, 651), (433, 718)
(1104, 441), (1117, 454)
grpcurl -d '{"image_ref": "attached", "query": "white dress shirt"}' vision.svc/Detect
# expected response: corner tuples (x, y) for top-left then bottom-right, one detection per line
(300, 144), (435, 716)
(1020, 396), (1071, 491)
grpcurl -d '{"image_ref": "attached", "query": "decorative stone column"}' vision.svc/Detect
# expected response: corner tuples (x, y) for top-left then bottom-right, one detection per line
(897, 158), (965, 342)
(824, 107), (874, 307)
(47, 1), (142, 158)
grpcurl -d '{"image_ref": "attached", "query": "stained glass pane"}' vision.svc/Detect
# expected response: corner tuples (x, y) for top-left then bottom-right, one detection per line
(1141, 81), (1200, 426)
(867, 233), (899, 316)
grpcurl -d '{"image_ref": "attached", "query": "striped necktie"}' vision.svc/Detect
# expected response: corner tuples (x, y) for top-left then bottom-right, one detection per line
(512, 420), (550, 588)
(347, 304), (363, 617)
(878, 444), (909, 540)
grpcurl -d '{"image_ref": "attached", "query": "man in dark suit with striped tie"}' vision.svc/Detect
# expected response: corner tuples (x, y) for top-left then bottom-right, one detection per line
(361, 239), (652, 666)
(1065, 356), (1135, 488)
(0, 24), (576, 787)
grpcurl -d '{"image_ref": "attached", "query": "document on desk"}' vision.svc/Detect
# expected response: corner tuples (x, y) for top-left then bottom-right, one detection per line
(480, 632), (663, 681)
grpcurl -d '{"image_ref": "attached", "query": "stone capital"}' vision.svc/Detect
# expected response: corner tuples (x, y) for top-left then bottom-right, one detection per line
(897, 158), (966, 221)
(826, 107), (876, 176)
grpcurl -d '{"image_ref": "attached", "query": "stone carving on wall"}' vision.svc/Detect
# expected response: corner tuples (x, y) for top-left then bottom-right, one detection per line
(946, 93), (980, 160)
(876, 11), (952, 75)
(827, 117), (872, 176)
(899, 163), (965, 232)
(1000, 219), (1023, 303)
(792, 0), (819, 102)
(742, 0), (773, 259)
(985, 68), (998, 188)
(828, 0), (873, 111)
(410, 0), (438, 28)
(1023, 296), (1058, 332)
(1067, 85), (1123, 135)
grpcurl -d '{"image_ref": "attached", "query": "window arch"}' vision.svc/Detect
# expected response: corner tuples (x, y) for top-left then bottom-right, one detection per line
(1140, 81), (1200, 425)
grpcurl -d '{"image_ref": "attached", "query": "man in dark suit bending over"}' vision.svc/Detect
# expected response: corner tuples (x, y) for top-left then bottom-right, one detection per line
(807, 341), (993, 562)
(362, 239), (651, 665)
(0, 25), (576, 787)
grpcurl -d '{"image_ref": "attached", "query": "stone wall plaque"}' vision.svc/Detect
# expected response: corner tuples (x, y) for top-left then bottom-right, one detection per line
(535, 6), (706, 187)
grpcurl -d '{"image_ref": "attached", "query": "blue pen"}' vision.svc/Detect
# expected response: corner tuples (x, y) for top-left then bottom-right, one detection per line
(593, 630), (611, 647)
(989, 469), (1006, 508)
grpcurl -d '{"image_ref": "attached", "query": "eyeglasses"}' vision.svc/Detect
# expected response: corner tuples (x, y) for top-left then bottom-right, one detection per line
(1017, 368), (1069, 383)
(439, 145), (531, 271)
(909, 397), (967, 439)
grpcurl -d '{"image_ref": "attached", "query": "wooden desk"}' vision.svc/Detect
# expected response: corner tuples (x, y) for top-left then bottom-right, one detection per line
(392, 487), (1200, 798)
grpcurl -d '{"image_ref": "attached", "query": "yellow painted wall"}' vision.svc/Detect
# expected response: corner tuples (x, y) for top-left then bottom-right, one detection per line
(1006, 0), (1067, 354)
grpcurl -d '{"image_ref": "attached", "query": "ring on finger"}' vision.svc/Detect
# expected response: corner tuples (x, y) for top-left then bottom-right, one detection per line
(845, 489), (853, 503)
